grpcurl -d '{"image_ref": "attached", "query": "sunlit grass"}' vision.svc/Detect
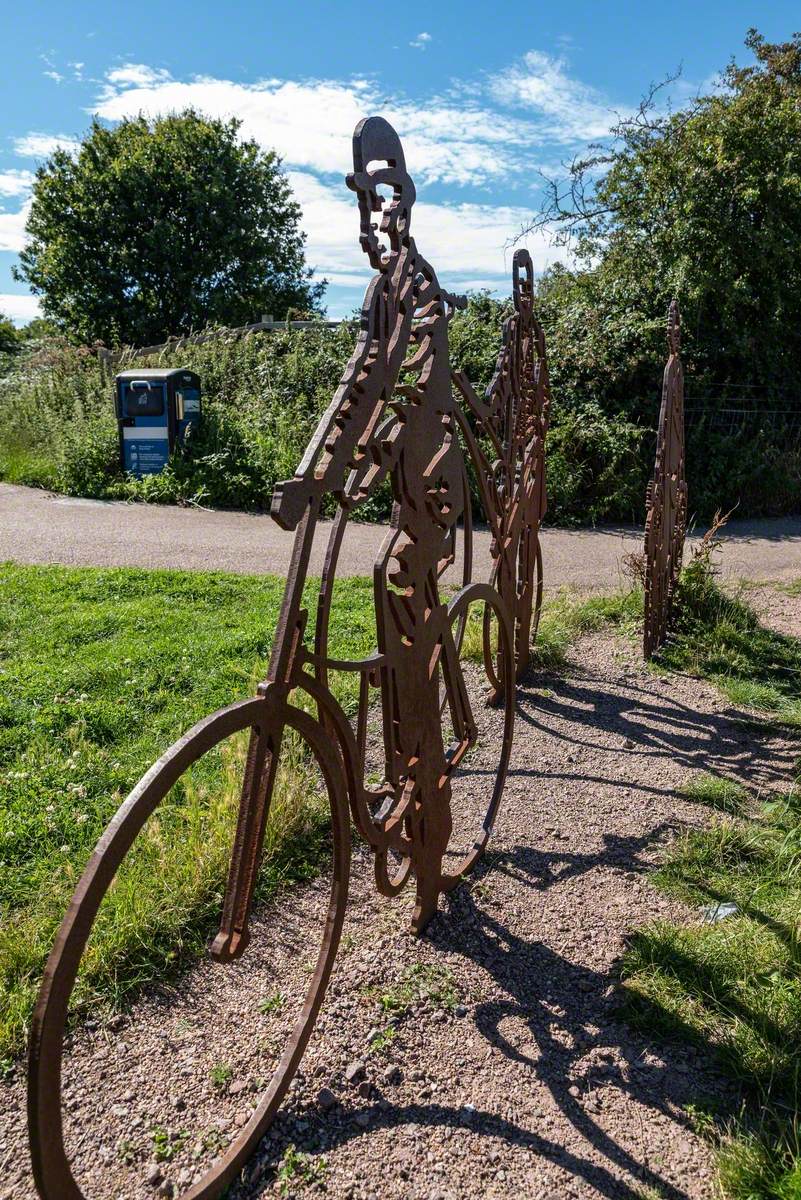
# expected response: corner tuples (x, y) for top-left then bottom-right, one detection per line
(0, 564), (375, 1058)
(621, 777), (801, 1199)
(681, 773), (748, 815)
(658, 561), (801, 728)
(460, 585), (643, 671)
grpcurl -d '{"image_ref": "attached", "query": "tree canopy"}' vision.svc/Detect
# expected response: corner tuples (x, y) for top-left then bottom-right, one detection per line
(531, 29), (801, 405)
(14, 110), (325, 346)
(0, 315), (20, 357)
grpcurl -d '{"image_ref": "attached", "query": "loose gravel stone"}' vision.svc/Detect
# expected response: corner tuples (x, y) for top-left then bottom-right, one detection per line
(344, 1060), (366, 1085)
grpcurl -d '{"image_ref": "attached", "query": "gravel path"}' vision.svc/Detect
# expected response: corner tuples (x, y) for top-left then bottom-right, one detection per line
(2, 482), (800, 589)
(743, 580), (801, 639)
(3, 624), (797, 1200)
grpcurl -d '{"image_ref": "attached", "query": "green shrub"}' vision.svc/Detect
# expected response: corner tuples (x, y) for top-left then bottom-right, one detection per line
(0, 299), (797, 523)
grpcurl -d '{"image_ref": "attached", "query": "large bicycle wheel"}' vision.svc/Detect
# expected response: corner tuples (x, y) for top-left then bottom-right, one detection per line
(440, 582), (515, 884)
(28, 692), (350, 1200)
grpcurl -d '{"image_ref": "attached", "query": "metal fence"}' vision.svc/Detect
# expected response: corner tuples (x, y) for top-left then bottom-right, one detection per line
(684, 384), (801, 444)
(98, 312), (345, 372)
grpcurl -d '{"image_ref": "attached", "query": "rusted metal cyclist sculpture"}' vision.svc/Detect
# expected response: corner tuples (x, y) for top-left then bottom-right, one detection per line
(454, 249), (550, 681)
(28, 117), (550, 1200)
(643, 299), (687, 659)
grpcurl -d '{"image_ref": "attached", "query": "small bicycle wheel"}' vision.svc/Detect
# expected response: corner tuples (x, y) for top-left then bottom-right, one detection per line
(28, 692), (350, 1200)
(440, 582), (515, 884)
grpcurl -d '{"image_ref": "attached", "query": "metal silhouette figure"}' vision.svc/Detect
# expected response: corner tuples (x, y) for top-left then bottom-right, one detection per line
(643, 299), (687, 659)
(28, 117), (549, 1200)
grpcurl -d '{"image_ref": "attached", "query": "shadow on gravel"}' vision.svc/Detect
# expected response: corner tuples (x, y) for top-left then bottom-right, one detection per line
(234, 669), (774, 1197)
(515, 669), (795, 791)
(439, 863), (720, 1200)
(243, 843), (723, 1200)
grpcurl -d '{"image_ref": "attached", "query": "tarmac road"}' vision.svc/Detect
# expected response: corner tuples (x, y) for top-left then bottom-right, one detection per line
(1, 482), (799, 589)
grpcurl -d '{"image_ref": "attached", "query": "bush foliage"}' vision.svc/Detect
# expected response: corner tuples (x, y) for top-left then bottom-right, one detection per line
(1, 290), (796, 523)
(14, 111), (323, 345)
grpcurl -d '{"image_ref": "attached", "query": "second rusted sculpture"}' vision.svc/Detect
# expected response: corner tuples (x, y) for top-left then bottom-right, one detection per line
(454, 251), (550, 681)
(28, 117), (549, 1200)
(643, 299), (687, 658)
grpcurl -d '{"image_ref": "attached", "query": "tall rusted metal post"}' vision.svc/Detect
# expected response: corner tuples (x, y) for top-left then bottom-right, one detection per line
(643, 299), (687, 659)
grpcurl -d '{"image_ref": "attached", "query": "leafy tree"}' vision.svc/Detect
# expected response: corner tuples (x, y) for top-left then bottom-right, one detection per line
(18, 317), (59, 341)
(529, 29), (801, 401)
(14, 110), (325, 346)
(0, 315), (20, 356)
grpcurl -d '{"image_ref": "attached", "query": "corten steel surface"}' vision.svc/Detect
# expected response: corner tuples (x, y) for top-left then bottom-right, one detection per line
(28, 117), (543, 1200)
(454, 249), (550, 681)
(643, 300), (687, 659)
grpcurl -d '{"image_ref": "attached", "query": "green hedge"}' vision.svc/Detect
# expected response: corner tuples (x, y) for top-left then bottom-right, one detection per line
(1, 296), (797, 524)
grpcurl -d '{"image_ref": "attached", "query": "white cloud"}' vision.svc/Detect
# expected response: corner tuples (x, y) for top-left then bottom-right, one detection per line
(100, 62), (172, 97)
(44, 70), (64, 84)
(0, 200), (31, 252)
(13, 133), (80, 158)
(490, 49), (621, 142)
(410, 32), (432, 50)
(0, 292), (41, 325)
(88, 57), (582, 302)
(94, 70), (556, 187)
(287, 170), (568, 294)
(0, 170), (35, 198)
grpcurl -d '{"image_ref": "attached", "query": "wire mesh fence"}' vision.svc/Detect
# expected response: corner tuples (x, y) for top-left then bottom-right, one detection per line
(684, 384), (801, 444)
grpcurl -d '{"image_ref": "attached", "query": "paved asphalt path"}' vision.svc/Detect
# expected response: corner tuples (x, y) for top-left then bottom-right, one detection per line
(1, 482), (799, 588)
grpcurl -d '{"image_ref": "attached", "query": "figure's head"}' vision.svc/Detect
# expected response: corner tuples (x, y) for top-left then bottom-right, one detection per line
(347, 117), (416, 270)
(512, 249), (534, 315)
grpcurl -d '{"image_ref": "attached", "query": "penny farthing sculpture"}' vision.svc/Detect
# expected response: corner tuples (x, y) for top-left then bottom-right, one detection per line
(643, 299), (687, 659)
(28, 118), (523, 1200)
(453, 249), (551, 681)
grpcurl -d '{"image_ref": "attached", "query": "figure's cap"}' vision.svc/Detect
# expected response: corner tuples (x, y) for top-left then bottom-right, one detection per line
(347, 117), (416, 269)
(512, 249), (533, 313)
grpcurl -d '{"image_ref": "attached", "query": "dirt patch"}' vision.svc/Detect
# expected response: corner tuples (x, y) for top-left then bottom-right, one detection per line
(742, 580), (801, 639)
(2, 628), (797, 1200)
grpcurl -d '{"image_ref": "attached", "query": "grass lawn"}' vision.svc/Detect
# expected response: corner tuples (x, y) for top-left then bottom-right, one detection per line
(620, 775), (801, 1199)
(0, 563), (377, 1061)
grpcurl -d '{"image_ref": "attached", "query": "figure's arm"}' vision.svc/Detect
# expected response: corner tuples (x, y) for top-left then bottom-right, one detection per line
(271, 278), (390, 529)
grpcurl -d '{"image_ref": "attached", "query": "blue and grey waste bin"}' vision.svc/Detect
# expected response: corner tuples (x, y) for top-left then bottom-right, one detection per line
(115, 368), (201, 477)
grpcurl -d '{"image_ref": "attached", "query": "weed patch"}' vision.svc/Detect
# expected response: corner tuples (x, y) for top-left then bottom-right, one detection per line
(276, 1145), (327, 1195)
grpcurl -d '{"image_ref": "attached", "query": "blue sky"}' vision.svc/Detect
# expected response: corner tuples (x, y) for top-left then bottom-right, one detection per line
(1, 1), (795, 324)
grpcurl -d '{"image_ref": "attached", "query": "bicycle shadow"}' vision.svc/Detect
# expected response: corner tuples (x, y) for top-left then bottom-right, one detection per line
(513, 666), (796, 792)
(243, 832), (729, 1200)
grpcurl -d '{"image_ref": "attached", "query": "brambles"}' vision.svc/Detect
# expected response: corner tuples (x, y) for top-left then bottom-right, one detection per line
(3, 303), (793, 522)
